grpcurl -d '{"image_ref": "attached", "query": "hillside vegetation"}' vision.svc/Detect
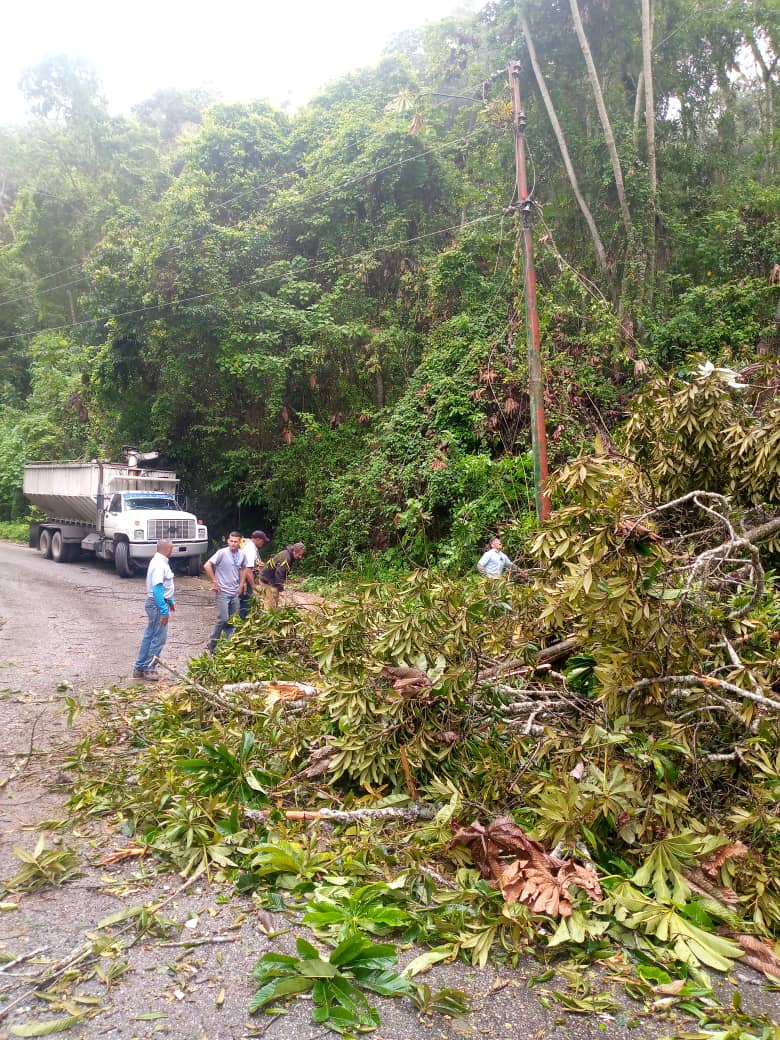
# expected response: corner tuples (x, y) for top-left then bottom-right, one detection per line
(0, 0), (777, 565)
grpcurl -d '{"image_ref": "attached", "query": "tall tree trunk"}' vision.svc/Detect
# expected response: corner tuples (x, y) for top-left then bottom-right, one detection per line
(568, 0), (633, 237)
(632, 71), (644, 153)
(641, 0), (657, 293)
(521, 14), (612, 291)
(0, 178), (16, 241)
(747, 30), (777, 176)
(641, 0), (657, 198)
(374, 364), (385, 409)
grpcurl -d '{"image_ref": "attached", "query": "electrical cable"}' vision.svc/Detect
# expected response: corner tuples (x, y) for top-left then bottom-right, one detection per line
(0, 210), (506, 346)
(0, 124), (493, 312)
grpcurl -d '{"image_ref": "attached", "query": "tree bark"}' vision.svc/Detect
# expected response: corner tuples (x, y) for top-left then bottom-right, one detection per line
(521, 14), (612, 287)
(747, 30), (777, 173)
(568, 0), (633, 237)
(641, 0), (657, 198)
(641, 0), (657, 293)
(632, 71), (644, 153)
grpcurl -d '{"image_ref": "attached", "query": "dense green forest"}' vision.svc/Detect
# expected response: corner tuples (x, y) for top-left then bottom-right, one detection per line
(0, 0), (777, 569)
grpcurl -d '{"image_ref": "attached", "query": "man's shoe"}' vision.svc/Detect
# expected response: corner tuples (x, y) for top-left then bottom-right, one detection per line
(132, 668), (146, 678)
(143, 671), (160, 682)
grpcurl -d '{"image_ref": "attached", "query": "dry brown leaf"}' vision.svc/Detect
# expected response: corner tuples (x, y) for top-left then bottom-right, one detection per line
(700, 841), (748, 877)
(684, 867), (740, 906)
(731, 933), (780, 979)
(381, 666), (431, 684)
(450, 817), (602, 918)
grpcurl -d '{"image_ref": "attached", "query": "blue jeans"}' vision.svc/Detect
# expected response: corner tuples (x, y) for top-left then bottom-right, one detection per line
(239, 590), (254, 620)
(134, 600), (169, 672)
(208, 591), (240, 651)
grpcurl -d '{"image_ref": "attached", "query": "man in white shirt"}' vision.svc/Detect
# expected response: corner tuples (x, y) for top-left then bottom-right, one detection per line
(477, 536), (514, 579)
(133, 539), (175, 681)
(239, 530), (269, 619)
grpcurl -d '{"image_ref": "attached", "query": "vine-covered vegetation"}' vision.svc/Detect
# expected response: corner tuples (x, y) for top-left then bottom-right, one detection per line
(0, 0), (777, 563)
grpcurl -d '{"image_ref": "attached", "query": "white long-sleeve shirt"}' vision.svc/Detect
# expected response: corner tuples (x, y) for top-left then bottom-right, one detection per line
(477, 548), (513, 578)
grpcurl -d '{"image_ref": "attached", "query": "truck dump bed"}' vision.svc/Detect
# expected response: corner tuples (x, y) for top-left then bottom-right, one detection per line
(23, 462), (179, 525)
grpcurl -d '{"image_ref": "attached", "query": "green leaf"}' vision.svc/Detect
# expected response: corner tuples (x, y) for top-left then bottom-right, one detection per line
(351, 968), (416, 997)
(297, 958), (339, 978)
(96, 906), (142, 928)
(632, 833), (724, 904)
(329, 934), (395, 968)
(10, 1017), (84, 1037)
(295, 937), (321, 959)
(248, 975), (312, 1012)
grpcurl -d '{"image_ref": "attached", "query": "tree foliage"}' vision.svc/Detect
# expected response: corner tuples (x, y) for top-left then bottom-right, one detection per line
(0, 0), (777, 560)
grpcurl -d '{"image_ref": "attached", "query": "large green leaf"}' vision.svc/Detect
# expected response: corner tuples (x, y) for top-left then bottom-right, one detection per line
(248, 974), (313, 1012)
(632, 833), (725, 904)
(329, 933), (396, 969)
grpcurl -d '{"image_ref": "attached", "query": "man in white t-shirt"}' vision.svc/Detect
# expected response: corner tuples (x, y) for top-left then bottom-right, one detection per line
(133, 539), (175, 681)
(239, 530), (269, 619)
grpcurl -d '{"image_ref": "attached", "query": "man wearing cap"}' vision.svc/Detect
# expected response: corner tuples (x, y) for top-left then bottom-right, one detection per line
(239, 530), (270, 619)
(258, 542), (305, 610)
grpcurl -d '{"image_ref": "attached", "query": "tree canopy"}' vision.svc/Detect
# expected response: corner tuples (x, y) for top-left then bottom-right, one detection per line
(0, 0), (777, 560)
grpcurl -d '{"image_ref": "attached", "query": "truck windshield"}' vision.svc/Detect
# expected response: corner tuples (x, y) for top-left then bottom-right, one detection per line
(124, 496), (179, 511)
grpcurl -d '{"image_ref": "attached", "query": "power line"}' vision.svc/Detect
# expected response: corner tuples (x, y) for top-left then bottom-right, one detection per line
(0, 211), (506, 347)
(0, 168), (292, 308)
(0, 125), (494, 312)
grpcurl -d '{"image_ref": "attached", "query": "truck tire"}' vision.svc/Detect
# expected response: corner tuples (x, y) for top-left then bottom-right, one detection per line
(114, 540), (134, 578)
(51, 530), (71, 563)
(186, 555), (202, 576)
(39, 528), (53, 559)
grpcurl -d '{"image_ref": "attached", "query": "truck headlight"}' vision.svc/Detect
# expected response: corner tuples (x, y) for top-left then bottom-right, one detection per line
(197, 527), (207, 539)
(133, 529), (144, 540)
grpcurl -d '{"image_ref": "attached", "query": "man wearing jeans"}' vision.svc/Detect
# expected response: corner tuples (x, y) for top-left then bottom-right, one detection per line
(203, 532), (249, 654)
(133, 539), (175, 681)
(239, 529), (269, 619)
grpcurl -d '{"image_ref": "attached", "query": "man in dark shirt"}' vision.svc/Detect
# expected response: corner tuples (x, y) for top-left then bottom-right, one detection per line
(258, 542), (305, 609)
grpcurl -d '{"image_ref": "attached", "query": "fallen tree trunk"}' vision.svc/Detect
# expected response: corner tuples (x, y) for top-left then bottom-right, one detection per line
(243, 804), (438, 827)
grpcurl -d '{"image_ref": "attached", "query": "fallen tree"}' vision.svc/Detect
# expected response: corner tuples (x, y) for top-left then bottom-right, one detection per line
(53, 395), (780, 1032)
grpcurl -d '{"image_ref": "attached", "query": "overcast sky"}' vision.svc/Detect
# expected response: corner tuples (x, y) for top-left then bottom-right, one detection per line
(1, 0), (476, 124)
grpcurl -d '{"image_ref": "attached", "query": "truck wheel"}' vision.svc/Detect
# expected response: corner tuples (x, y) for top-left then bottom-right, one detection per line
(114, 540), (134, 578)
(51, 530), (70, 563)
(38, 528), (53, 559)
(186, 555), (202, 577)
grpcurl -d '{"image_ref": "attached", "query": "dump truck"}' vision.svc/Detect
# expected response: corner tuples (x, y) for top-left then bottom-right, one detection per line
(23, 451), (208, 578)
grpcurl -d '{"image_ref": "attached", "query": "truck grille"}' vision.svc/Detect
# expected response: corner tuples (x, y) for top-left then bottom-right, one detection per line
(146, 519), (196, 541)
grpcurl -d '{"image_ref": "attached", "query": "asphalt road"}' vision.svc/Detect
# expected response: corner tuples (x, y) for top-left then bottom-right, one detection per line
(0, 540), (770, 1039)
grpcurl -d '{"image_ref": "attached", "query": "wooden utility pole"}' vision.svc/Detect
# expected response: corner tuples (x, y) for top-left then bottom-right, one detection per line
(508, 61), (550, 522)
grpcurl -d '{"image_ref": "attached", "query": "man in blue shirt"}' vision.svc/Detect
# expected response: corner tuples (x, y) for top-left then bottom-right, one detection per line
(477, 536), (514, 578)
(133, 539), (175, 681)
(203, 531), (249, 653)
